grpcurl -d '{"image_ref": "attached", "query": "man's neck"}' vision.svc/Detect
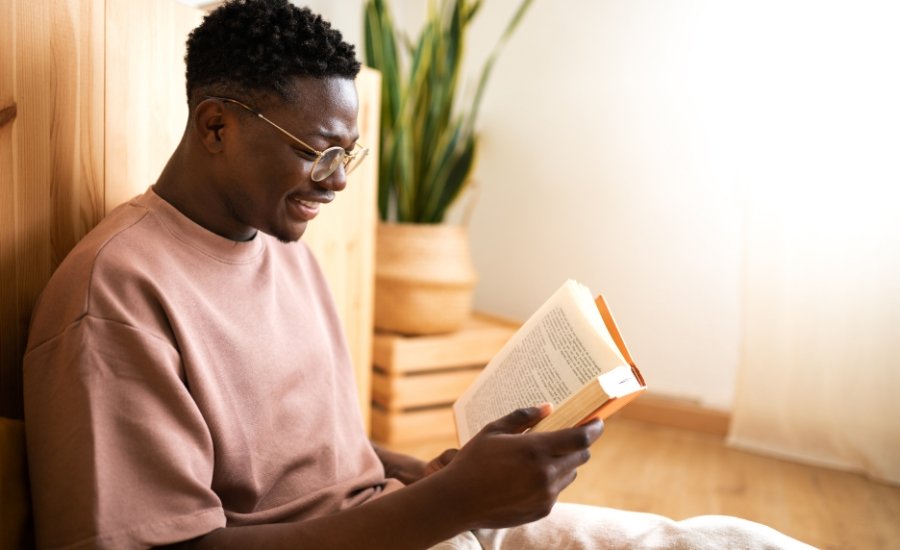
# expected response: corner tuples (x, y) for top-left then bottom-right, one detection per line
(153, 142), (257, 242)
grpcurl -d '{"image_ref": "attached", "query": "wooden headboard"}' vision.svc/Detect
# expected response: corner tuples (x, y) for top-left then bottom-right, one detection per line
(0, 0), (379, 428)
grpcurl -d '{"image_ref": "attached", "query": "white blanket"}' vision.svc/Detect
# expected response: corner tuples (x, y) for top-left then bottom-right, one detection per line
(432, 503), (817, 549)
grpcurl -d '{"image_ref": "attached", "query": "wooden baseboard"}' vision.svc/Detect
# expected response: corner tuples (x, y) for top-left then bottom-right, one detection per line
(615, 393), (731, 438)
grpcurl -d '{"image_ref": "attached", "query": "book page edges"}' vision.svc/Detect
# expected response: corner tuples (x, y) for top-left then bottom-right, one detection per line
(532, 374), (647, 433)
(530, 378), (611, 433)
(555, 385), (647, 432)
(453, 406), (463, 446)
(586, 385), (646, 423)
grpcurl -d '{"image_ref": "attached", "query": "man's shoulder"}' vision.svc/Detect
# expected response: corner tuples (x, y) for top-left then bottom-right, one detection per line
(82, 197), (156, 252)
(26, 198), (166, 347)
(56, 197), (161, 284)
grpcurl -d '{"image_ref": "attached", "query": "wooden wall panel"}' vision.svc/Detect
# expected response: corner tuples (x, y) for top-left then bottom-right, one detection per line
(0, 0), (105, 418)
(105, 0), (202, 211)
(302, 67), (381, 429)
(1, 0), (19, 417)
(47, 0), (106, 259)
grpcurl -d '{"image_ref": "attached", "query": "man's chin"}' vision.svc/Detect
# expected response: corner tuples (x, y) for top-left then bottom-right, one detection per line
(269, 222), (308, 244)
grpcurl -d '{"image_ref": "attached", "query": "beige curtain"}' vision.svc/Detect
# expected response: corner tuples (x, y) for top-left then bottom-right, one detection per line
(730, 187), (900, 485)
(727, 1), (900, 485)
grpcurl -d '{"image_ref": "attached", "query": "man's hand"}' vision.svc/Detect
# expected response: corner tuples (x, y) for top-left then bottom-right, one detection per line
(434, 404), (604, 529)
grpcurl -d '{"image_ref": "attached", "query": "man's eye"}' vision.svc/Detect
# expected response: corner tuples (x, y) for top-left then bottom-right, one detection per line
(293, 148), (316, 160)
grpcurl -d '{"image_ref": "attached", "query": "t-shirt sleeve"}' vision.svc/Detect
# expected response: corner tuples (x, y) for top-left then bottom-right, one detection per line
(24, 315), (225, 549)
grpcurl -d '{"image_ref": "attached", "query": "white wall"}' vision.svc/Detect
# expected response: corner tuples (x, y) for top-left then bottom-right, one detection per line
(299, 0), (365, 47)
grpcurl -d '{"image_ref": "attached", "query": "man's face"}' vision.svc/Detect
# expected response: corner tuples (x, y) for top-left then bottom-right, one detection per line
(217, 76), (360, 243)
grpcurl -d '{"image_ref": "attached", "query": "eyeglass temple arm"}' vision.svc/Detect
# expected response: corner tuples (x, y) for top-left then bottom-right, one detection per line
(253, 112), (365, 160)
(206, 96), (363, 158)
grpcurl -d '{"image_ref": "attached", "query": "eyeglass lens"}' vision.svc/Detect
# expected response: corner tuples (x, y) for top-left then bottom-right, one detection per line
(311, 147), (368, 182)
(344, 148), (368, 175)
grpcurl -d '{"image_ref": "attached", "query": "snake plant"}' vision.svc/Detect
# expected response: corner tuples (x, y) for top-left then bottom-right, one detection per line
(364, 0), (534, 223)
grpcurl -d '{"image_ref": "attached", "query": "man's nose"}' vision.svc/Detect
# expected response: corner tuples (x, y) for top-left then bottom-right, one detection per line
(318, 165), (348, 192)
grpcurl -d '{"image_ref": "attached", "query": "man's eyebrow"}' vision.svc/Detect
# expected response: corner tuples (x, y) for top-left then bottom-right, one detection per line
(318, 129), (361, 147)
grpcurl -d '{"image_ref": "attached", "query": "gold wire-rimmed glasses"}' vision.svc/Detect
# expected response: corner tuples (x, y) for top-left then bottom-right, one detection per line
(205, 96), (369, 182)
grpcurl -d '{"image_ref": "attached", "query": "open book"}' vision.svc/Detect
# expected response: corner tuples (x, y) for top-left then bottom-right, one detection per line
(453, 280), (646, 445)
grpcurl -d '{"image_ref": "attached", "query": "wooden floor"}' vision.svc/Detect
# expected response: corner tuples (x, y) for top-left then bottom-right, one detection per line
(387, 418), (900, 550)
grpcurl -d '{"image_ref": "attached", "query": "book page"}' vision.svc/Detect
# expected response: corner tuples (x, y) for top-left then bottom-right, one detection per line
(599, 365), (644, 397)
(454, 280), (630, 444)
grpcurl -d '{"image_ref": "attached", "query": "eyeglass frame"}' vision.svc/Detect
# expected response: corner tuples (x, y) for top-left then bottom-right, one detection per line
(203, 95), (369, 182)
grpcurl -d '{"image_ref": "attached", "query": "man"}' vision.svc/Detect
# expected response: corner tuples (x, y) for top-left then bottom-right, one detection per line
(23, 1), (812, 548)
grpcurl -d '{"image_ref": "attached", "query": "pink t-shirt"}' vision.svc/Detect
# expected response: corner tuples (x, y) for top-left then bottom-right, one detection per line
(23, 189), (401, 549)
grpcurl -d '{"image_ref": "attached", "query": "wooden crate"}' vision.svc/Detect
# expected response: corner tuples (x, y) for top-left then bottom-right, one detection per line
(371, 314), (517, 444)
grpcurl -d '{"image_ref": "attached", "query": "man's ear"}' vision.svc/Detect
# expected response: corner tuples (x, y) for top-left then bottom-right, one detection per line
(193, 99), (228, 153)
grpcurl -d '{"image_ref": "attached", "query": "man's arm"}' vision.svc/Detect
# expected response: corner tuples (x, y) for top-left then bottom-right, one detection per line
(165, 406), (603, 550)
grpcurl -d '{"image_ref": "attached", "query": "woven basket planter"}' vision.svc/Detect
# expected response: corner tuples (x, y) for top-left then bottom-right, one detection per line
(375, 223), (477, 335)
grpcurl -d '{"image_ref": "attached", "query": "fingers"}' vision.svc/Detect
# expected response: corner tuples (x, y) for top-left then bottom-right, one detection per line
(554, 466), (579, 495)
(571, 418), (604, 448)
(482, 404), (553, 435)
(552, 446), (592, 477)
(540, 442), (592, 496)
(528, 419), (605, 455)
(478, 408), (604, 457)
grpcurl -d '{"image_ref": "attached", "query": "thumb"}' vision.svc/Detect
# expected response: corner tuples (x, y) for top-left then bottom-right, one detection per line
(483, 403), (553, 435)
(423, 448), (458, 476)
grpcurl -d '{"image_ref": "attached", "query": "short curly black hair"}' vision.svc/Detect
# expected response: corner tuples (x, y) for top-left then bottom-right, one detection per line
(184, 0), (361, 107)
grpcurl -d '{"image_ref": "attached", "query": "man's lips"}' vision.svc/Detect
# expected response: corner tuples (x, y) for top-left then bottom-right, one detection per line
(287, 194), (330, 221)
